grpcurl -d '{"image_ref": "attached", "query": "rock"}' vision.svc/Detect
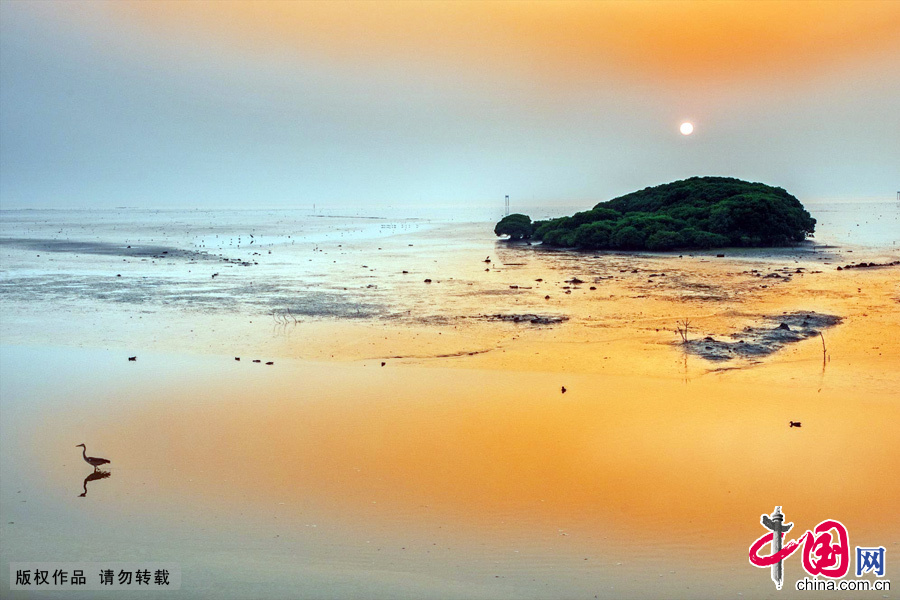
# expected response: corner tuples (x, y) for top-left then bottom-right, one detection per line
(716, 254), (725, 258)
(482, 313), (567, 325)
(683, 311), (841, 362)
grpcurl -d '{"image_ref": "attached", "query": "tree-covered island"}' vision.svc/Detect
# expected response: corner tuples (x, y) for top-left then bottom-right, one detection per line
(494, 177), (816, 251)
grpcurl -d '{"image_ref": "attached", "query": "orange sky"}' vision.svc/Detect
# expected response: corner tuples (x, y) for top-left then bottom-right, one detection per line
(111, 0), (900, 85)
(2, 1), (898, 207)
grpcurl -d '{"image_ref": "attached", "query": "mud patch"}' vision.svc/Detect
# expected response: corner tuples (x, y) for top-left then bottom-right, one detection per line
(683, 311), (842, 362)
(478, 313), (569, 325)
(0, 237), (253, 265)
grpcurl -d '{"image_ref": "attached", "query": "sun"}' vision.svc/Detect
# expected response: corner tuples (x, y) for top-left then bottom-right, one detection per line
(680, 122), (694, 135)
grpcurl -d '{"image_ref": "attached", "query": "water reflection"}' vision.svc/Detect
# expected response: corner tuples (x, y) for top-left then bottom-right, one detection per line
(78, 469), (110, 497)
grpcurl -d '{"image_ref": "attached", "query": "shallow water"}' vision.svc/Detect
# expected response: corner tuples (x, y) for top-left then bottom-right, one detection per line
(2, 345), (897, 599)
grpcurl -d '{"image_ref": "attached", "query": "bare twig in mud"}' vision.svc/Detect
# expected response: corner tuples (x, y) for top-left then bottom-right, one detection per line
(675, 318), (692, 343)
(820, 332), (828, 364)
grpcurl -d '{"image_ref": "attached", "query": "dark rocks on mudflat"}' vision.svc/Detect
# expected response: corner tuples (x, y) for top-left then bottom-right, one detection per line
(838, 260), (900, 270)
(683, 311), (842, 362)
(480, 313), (568, 325)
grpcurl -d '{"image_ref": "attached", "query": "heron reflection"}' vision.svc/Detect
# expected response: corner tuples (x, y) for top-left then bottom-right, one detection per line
(79, 469), (110, 497)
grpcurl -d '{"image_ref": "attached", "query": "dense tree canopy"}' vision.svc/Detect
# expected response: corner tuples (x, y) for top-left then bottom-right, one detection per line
(494, 213), (534, 240)
(495, 177), (816, 250)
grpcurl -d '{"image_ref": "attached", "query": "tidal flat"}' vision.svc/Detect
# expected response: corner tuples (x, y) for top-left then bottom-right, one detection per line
(1, 206), (898, 599)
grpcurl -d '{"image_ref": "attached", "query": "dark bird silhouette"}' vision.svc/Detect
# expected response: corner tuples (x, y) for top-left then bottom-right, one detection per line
(789, 421), (802, 428)
(128, 356), (136, 361)
(76, 444), (110, 471)
(561, 386), (567, 394)
(79, 469), (110, 497)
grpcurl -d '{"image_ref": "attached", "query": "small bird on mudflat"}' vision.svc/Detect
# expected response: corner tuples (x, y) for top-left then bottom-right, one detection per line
(76, 444), (110, 471)
(789, 421), (802, 428)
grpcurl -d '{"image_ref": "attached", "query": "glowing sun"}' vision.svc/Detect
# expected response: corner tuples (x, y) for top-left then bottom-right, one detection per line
(680, 122), (694, 135)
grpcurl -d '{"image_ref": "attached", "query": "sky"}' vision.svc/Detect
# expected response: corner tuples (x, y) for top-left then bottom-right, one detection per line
(1, 0), (898, 210)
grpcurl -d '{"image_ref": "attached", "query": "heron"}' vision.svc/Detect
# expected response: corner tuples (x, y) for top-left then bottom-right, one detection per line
(76, 444), (110, 471)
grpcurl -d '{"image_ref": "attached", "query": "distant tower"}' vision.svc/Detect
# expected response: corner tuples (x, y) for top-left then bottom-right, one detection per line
(504, 195), (510, 216)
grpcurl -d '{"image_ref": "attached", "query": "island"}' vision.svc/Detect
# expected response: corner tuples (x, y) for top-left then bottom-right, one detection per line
(494, 176), (817, 250)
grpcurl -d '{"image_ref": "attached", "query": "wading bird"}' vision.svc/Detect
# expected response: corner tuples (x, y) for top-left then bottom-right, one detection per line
(76, 444), (110, 471)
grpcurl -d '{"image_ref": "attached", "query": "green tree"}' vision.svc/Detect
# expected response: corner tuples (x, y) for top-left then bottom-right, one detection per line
(494, 214), (533, 240)
(499, 177), (815, 251)
(646, 230), (683, 251)
(612, 226), (646, 249)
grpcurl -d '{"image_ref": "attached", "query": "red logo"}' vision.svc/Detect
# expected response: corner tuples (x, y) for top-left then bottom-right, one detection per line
(749, 507), (850, 589)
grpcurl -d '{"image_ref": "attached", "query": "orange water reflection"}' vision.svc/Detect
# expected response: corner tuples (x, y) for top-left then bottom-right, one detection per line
(36, 355), (900, 558)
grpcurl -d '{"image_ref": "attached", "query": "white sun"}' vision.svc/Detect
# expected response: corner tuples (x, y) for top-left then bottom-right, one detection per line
(680, 122), (694, 135)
